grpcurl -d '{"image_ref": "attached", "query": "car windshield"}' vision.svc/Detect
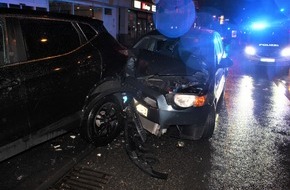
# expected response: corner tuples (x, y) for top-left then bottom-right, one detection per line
(133, 34), (210, 75)
(248, 28), (289, 46)
(133, 35), (177, 55)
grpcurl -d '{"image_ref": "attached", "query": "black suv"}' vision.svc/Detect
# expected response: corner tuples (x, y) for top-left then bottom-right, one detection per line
(0, 9), (127, 161)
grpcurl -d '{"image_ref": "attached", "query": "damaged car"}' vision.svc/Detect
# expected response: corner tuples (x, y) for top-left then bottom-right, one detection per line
(124, 28), (233, 140)
(81, 27), (233, 179)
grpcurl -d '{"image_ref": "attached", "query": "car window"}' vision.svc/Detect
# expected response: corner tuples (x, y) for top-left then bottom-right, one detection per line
(157, 39), (179, 57)
(5, 17), (26, 63)
(213, 33), (224, 64)
(134, 35), (178, 55)
(133, 36), (154, 50)
(78, 23), (97, 41)
(20, 19), (80, 60)
(0, 23), (5, 65)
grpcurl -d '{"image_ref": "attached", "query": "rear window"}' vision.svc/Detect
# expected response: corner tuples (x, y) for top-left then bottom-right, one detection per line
(20, 19), (80, 60)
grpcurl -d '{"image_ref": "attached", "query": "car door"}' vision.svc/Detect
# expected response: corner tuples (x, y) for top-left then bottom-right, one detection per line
(214, 33), (226, 101)
(16, 18), (102, 135)
(0, 20), (30, 159)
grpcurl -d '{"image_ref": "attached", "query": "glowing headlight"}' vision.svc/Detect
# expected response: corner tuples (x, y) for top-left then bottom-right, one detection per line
(251, 22), (268, 30)
(281, 47), (290, 57)
(174, 94), (206, 108)
(135, 102), (148, 117)
(245, 46), (256, 55)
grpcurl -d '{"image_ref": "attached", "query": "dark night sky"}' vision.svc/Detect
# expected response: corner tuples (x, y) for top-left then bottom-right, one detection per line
(199, 0), (286, 23)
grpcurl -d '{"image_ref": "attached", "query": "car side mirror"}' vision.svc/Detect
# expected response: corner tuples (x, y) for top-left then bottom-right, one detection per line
(219, 57), (233, 68)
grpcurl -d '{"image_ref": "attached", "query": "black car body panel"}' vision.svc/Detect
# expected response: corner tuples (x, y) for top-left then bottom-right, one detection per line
(0, 8), (127, 161)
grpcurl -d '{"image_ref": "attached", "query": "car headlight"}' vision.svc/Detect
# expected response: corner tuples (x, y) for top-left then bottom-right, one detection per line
(174, 94), (206, 108)
(136, 104), (148, 117)
(134, 98), (148, 117)
(281, 47), (290, 57)
(245, 46), (256, 55)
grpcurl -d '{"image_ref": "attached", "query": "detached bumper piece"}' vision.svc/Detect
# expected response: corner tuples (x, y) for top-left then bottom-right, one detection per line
(124, 106), (168, 180)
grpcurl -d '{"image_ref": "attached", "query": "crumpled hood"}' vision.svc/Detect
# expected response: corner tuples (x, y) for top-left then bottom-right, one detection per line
(126, 49), (209, 94)
(137, 74), (208, 95)
(131, 49), (208, 77)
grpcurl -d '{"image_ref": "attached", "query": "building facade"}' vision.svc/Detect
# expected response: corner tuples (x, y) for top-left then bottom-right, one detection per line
(0, 0), (200, 47)
(0, 0), (48, 10)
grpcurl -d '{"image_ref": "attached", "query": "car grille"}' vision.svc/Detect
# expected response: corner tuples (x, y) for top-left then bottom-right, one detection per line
(257, 47), (281, 57)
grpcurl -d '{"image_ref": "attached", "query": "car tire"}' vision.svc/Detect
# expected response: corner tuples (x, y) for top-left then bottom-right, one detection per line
(201, 105), (216, 140)
(81, 95), (124, 146)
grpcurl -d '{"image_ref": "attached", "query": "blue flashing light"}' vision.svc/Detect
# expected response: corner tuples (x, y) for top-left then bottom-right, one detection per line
(274, 0), (290, 17)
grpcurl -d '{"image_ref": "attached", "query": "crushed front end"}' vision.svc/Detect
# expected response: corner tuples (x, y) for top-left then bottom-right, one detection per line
(124, 72), (213, 140)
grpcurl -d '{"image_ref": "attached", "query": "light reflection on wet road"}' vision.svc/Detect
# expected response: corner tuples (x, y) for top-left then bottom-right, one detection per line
(209, 73), (290, 189)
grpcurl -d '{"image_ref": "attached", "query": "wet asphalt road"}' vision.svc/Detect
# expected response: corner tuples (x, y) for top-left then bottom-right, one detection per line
(0, 51), (289, 190)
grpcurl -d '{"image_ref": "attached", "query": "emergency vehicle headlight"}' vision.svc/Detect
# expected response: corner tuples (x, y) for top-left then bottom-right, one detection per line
(281, 47), (290, 57)
(245, 46), (256, 55)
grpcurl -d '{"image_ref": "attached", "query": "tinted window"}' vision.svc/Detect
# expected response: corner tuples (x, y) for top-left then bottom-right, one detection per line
(134, 36), (162, 51)
(6, 18), (25, 63)
(78, 23), (97, 40)
(0, 23), (4, 65)
(20, 19), (80, 60)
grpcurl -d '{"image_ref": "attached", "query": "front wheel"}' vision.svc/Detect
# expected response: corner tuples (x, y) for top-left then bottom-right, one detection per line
(81, 95), (124, 146)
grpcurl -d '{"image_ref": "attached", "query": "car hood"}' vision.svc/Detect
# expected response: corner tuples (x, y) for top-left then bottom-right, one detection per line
(126, 49), (209, 94)
(128, 49), (209, 77)
(137, 74), (208, 95)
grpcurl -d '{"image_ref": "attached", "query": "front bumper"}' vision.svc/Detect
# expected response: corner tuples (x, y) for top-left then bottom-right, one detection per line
(123, 77), (214, 139)
(127, 81), (211, 137)
(136, 104), (210, 139)
(135, 99), (210, 128)
(245, 54), (290, 66)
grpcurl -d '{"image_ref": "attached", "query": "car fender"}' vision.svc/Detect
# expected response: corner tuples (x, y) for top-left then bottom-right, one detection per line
(81, 77), (125, 118)
(216, 74), (226, 102)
